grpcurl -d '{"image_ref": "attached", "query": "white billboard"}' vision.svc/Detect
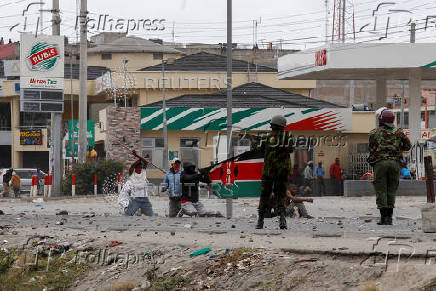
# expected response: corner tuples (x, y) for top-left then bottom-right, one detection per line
(95, 71), (111, 94)
(20, 34), (64, 89)
(20, 34), (64, 112)
(3, 60), (20, 77)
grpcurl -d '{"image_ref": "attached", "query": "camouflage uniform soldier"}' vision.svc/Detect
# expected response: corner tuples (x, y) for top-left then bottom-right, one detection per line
(368, 109), (411, 225)
(251, 115), (294, 229)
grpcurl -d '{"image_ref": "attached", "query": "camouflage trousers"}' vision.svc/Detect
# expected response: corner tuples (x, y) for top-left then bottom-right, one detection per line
(372, 159), (400, 209)
(258, 175), (287, 213)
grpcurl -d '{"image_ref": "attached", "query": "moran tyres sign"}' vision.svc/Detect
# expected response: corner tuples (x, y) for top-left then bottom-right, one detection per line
(20, 34), (64, 112)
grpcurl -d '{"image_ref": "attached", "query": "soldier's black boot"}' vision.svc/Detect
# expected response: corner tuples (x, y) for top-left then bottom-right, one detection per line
(279, 211), (287, 230)
(385, 208), (393, 225)
(377, 208), (387, 225)
(256, 210), (265, 229)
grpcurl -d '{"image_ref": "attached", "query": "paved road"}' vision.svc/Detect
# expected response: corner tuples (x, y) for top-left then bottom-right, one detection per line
(0, 195), (429, 237)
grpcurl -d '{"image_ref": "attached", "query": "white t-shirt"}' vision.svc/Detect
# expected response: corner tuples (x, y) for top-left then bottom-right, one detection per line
(118, 171), (149, 212)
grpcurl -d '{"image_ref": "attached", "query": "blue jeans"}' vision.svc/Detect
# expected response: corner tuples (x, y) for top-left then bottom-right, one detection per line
(124, 197), (153, 216)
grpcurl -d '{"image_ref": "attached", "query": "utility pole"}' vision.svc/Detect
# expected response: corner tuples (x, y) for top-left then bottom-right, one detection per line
(226, 0), (233, 218)
(342, 0), (346, 43)
(325, 0), (329, 43)
(78, 0), (88, 163)
(400, 80), (405, 128)
(401, 22), (416, 129)
(122, 57), (128, 107)
(40, 0), (44, 36)
(410, 22), (416, 43)
(51, 0), (62, 196)
(162, 58), (168, 172)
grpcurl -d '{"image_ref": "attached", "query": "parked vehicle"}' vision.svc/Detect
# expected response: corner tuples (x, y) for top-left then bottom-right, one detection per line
(0, 168), (46, 194)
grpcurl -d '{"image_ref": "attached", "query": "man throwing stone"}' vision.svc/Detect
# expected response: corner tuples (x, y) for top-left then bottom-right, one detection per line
(367, 109), (411, 225)
(251, 115), (294, 230)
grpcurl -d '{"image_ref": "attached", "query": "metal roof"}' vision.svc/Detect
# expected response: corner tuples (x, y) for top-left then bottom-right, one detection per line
(88, 36), (181, 54)
(139, 52), (276, 72)
(144, 82), (343, 108)
(64, 64), (110, 80)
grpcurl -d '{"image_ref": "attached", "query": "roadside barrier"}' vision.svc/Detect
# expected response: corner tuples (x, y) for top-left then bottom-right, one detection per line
(72, 174), (76, 197)
(31, 175), (38, 197)
(94, 174), (97, 195)
(43, 174), (48, 197)
(48, 174), (53, 197)
(118, 173), (122, 193)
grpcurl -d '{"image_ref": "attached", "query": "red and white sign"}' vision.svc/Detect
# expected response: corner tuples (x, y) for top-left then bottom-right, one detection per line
(403, 129), (432, 140)
(315, 49), (327, 66)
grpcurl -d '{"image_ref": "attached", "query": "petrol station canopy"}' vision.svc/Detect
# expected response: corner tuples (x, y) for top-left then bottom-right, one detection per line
(278, 43), (436, 81)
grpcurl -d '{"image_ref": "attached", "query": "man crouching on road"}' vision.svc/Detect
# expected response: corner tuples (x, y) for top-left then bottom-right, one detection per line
(180, 162), (223, 217)
(118, 151), (154, 216)
(162, 158), (183, 217)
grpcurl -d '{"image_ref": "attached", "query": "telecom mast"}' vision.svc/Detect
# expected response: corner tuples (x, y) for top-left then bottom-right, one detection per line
(331, 0), (356, 42)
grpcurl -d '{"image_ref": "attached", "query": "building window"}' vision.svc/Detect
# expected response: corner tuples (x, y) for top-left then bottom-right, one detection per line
(180, 138), (200, 167)
(356, 143), (369, 153)
(232, 137), (250, 156)
(142, 138), (164, 170)
(101, 53), (112, 60)
(153, 52), (163, 60)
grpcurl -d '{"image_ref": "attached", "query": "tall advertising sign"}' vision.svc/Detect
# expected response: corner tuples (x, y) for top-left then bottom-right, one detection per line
(20, 34), (64, 113)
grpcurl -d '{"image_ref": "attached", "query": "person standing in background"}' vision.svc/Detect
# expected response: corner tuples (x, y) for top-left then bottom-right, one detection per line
(315, 162), (326, 195)
(1, 168), (12, 197)
(330, 158), (342, 195)
(10, 171), (20, 198)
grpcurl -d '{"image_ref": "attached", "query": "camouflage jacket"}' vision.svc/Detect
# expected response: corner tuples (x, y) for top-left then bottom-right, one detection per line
(251, 130), (294, 177)
(367, 125), (411, 166)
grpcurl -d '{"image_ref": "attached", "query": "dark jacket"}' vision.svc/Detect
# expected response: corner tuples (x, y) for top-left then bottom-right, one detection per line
(2, 169), (12, 184)
(180, 162), (211, 203)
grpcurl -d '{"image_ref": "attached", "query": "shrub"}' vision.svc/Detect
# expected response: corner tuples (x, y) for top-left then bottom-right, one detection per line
(62, 160), (124, 195)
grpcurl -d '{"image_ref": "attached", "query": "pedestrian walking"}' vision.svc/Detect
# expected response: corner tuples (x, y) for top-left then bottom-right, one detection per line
(10, 171), (20, 197)
(251, 115), (294, 230)
(315, 162), (326, 195)
(303, 161), (314, 193)
(118, 151), (153, 216)
(329, 158), (342, 195)
(162, 158), (183, 217)
(368, 109), (411, 225)
(1, 168), (12, 197)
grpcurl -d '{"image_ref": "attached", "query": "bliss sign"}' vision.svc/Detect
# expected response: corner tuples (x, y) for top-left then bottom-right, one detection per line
(315, 49), (327, 66)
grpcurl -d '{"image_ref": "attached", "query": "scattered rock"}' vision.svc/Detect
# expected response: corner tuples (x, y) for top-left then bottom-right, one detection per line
(0, 210), (4, 215)
(56, 221), (64, 225)
(140, 281), (151, 289)
(56, 210), (68, 215)
(11, 230), (18, 235)
(240, 235), (246, 238)
(231, 225), (236, 228)
(170, 231), (176, 236)
(364, 219), (372, 223)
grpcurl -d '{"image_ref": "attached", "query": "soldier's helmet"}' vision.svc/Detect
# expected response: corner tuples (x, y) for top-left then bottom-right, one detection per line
(379, 109), (395, 124)
(270, 115), (287, 128)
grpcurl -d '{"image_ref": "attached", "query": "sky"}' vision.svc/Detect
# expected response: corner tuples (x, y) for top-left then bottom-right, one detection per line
(1, 0), (436, 49)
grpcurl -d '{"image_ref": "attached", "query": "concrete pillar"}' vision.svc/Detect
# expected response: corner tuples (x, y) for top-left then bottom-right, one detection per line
(375, 77), (387, 110)
(10, 97), (22, 168)
(409, 68), (422, 145)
